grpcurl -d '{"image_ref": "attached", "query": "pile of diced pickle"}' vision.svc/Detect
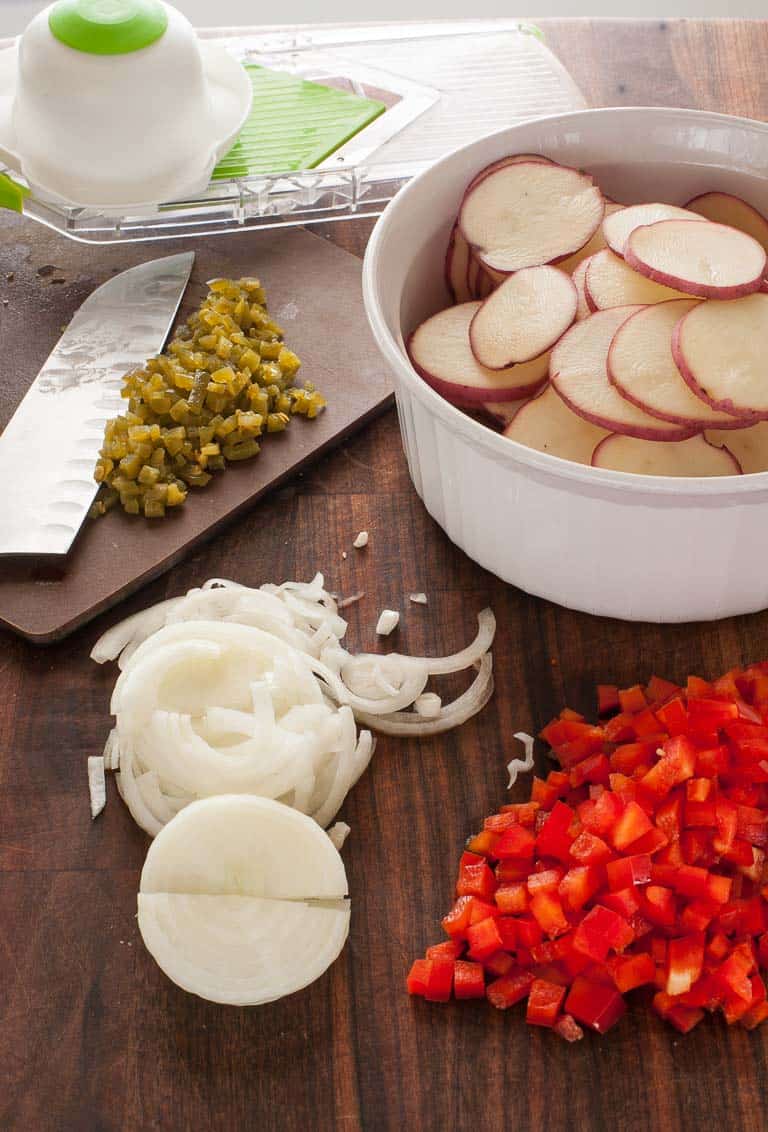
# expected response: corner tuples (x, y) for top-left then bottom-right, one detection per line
(93, 277), (325, 519)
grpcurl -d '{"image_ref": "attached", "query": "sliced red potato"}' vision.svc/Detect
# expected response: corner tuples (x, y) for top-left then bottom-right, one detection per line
(407, 302), (548, 405)
(591, 433), (741, 477)
(445, 223), (472, 303)
(469, 266), (577, 368)
(466, 152), (555, 193)
(607, 299), (747, 428)
(556, 200), (623, 275)
(672, 294), (768, 418)
(483, 397), (533, 427)
(602, 202), (698, 257)
(585, 248), (694, 309)
(550, 306), (697, 440)
(466, 255), (482, 301)
(503, 383), (609, 464)
(625, 219), (766, 299)
(685, 192), (768, 254)
(706, 421), (768, 473)
(459, 161), (604, 274)
(572, 259), (592, 320)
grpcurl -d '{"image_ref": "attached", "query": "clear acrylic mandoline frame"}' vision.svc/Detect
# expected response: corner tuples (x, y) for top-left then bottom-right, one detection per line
(3, 19), (586, 244)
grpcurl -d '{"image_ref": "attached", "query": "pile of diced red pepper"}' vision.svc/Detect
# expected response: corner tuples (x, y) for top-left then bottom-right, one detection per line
(407, 664), (768, 1039)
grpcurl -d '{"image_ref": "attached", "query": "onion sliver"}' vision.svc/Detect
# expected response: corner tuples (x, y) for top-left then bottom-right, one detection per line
(354, 654), (494, 736)
(507, 732), (536, 787)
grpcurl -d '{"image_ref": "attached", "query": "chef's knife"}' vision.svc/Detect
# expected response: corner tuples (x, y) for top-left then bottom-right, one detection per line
(0, 252), (194, 555)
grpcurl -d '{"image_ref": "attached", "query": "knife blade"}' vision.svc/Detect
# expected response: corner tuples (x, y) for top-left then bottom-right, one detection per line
(0, 251), (194, 556)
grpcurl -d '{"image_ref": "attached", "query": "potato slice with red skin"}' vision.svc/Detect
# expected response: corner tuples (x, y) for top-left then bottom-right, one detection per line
(602, 202), (698, 257)
(469, 266), (577, 368)
(483, 397), (534, 428)
(607, 299), (747, 428)
(407, 302), (548, 405)
(625, 220), (766, 299)
(572, 259), (592, 320)
(672, 294), (768, 418)
(466, 152), (555, 193)
(555, 200), (623, 275)
(445, 223), (472, 303)
(550, 307), (697, 440)
(459, 161), (604, 274)
(503, 383), (609, 464)
(592, 433), (741, 477)
(586, 249), (694, 309)
(706, 421), (768, 473)
(685, 192), (768, 255)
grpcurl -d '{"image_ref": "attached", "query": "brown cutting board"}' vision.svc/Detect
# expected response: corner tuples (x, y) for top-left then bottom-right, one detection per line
(0, 221), (393, 642)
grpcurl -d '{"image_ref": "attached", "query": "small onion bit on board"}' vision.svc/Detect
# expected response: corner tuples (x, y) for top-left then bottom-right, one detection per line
(91, 578), (496, 835)
(506, 732), (536, 788)
(88, 756), (107, 819)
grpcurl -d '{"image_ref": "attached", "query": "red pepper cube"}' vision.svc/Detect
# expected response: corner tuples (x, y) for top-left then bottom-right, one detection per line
(642, 885), (677, 927)
(453, 960), (486, 1000)
(723, 838), (755, 867)
(495, 881), (529, 915)
(516, 916), (544, 949)
(558, 865), (603, 911)
(483, 812), (519, 834)
(536, 801), (576, 862)
(696, 744), (731, 778)
(627, 826), (669, 856)
(526, 978), (567, 1028)
(672, 864), (710, 900)
(465, 829), (499, 856)
(681, 829), (716, 867)
(531, 776), (560, 811)
(606, 853), (652, 891)
(526, 868), (563, 895)
(554, 1013), (584, 1042)
(688, 696), (739, 738)
(712, 950), (754, 1003)
(468, 898), (500, 925)
(641, 736), (697, 797)
(495, 917), (518, 951)
(741, 1000), (768, 1030)
(607, 952), (656, 993)
(686, 777), (712, 803)
(604, 712), (638, 743)
(494, 860), (531, 883)
(570, 830), (614, 866)
(736, 804), (768, 847)
(466, 917), (504, 962)
(654, 792), (683, 840)
(681, 900), (720, 932)
(424, 957), (454, 1002)
(758, 933), (768, 970)
(655, 696), (690, 737)
(573, 905), (633, 963)
(610, 742), (657, 776)
(600, 887), (641, 920)
(456, 861), (497, 901)
(492, 824), (536, 861)
(684, 800), (718, 828)
(483, 950), (516, 978)
(407, 959), (432, 996)
(529, 890), (570, 940)
(653, 992), (705, 1033)
(570, 753), (611, 788)
(486, 969), (535, 1010)
(647, 674), (681, 705)
(666, 933), (705, 996)
(619, 684), (648, 714)
(631, 708), (662, 738)
(426, 940), (465, 960)
(610, 800), (654, 851)
(441, 896), (475, 939)
(565, 976), (627, 1034)
(579, 789), (625, 836)
(597, 684), (620, 716)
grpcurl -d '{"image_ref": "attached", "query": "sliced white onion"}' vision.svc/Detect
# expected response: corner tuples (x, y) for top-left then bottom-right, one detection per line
(88, 756), (106, 819)
(354, 655), (494, 736)
(327, 822), (351, 850)
(507, 732), (536, 788)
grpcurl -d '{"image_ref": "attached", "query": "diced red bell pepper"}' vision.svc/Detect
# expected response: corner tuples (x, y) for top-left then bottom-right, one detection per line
(554, 1013), (584, 1041)
(607, 951), (656, 993)
(741, 1000), (768, 1029)
(680, 900), (719, 932)
(722, 838), (756, 867)
(655, 696), (689, 737)
(468, 899), (501, 924)
(604, 712), (639, 743)
(666, 933), (705, 995)
(531, 776), (561, 811)
(610, 801), (654, 851)
(570, 753), (611, 788)
(684, 799), (718, 828)
(654, 792), (683, 840)
(579, 789), (625, 836)
(424, 957), (454, 1002)
(627, 826), (669, 856)
(494, 860), (532, 883)
(606, 854), (652, 891)
(526, 978), (567, 1028)
(687, 675), (713, 697)
(483, 812), (519, 834)
(495, 917), (518, 952)
(486, 970), (535, 1010)
(456, 860), (497, 901)
(696, 744), (731, 778)
(558, 865), (603, 911)
(597, 684), (620, 716)
(466, 917), (505, 961)
(610, 741), (658, 775)
(680, 829), (716, 867)
(442, 896), (474, 938)
(495, 882), (529, 915)
(526, 868), (563, 895)
(647, 674), (681, 705)
(465, 829), (499, 856)
(736, 805), (768, 847)
(453, 960), (486, 999)
(758, 933), (768, 970)
(426, 940), (465, 960)
(565, 976), (627, 1034)
(484, 950), (516, 978)
(600, 887), (641, 919)
(572, 905), (634, 962)
(653, 992), (704, 1033)
(641, 736), (697, 797)
(688, 697), (739, 738)
(619, 685), (648, 714)
(560, 707), (586, 722)
(515, 916), (544, 949)
(642, 885), (677, 927)
(686, 777), (712, 802)
(407, 959), (432, 996)
(570, 830), (614, 866)
(711, 949), (754, 1003)
(529, 890), (570, 940)
(497, 801), (540, 827)
(492, 824), (536, 861)
(536, 801), (576, 862)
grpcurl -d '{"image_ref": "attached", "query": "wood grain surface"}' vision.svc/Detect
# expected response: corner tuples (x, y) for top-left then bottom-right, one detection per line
(3, 19), (768, 1132)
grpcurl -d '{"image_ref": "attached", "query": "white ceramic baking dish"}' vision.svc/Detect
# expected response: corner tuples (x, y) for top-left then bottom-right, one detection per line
(362, 106), (768, 623)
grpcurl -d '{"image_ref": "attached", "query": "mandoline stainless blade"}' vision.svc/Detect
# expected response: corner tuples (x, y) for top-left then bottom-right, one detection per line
(0, 252), (194, 556)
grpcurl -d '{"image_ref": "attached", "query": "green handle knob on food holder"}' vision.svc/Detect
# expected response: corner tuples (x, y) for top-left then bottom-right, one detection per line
(49, 0), (167, 55)
(0, 173), (30, 213)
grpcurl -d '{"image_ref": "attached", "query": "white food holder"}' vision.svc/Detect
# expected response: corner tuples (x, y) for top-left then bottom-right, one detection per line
(363, 107), (768, 623)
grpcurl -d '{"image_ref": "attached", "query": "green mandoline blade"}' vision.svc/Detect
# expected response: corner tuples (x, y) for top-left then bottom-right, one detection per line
(212, 64), (386, 180)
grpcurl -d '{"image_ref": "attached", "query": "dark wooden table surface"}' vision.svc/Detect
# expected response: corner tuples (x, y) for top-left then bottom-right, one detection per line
(3, 19), (768, 1132)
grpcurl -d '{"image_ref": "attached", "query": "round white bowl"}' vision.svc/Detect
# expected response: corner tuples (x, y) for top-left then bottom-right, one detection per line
(363, 106), (768, 624)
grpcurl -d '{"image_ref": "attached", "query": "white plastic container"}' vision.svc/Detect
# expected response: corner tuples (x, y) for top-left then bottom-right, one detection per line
(363, 107), (768, 623)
